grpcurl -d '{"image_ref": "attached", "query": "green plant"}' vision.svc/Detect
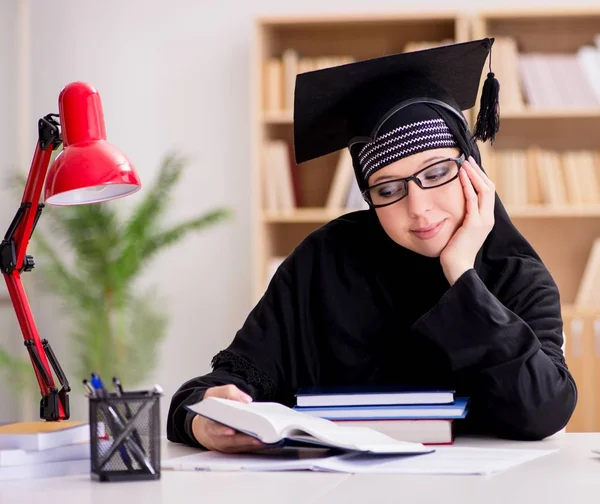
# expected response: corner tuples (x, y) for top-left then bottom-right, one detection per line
(0, 151), (231, 391)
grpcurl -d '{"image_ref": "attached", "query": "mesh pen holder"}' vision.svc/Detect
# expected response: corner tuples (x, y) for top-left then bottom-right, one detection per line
(89, 390), (161, 482)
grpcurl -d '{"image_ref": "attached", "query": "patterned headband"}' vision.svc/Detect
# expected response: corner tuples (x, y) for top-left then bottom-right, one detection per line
(358, 118), (458, 181)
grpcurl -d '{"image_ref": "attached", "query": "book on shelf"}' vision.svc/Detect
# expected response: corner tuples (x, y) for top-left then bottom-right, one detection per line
(186, 397), (433, 455)
(263, 37), (600, 114)
(519, 46), (600, 109)
(575, 237), (600, 310)
(488, 148), (600, 208)
(325, 148), (354, 210)
(263, 49), (355, 114)
(263, 139), (297, 211)
(325, 148), (368, 211)
(263, 139), (369, 214)
(473, 34), (600, 110)
(295, 385), (455, 407)
(403, 39), (455, 53)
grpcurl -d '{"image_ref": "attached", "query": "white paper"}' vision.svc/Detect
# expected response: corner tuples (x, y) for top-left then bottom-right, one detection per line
(162, 448), (335, 472)
(162, 446), (557, 476)
(322, 447), (557, 475)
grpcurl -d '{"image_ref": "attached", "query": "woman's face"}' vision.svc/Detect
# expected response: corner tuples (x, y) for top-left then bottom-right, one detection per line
(368, 147), (466, 258)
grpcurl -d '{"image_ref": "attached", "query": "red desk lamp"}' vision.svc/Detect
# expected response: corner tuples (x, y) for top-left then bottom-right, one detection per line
(0, 82), (141, 421)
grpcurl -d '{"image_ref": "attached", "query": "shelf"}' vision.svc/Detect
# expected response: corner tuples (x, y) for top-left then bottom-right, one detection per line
(507, 205), (600, 218)
(501, 109), (600, 120)
(263, 207), (359, 223)
(263, 205), (600, 223)
(477, 7), (600, 19)
(262, 109), (600, 125)
(257, 11), (463, 27)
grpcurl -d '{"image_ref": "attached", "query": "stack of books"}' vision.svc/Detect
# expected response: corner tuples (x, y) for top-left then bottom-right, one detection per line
(293, 386), (469, 445)
(0, 421), (95, 481)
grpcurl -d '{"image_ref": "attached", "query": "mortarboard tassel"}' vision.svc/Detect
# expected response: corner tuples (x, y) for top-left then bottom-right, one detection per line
(473, 43), (500, 144)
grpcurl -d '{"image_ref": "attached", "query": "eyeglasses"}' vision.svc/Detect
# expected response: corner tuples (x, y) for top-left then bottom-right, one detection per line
(362, 153), (466, 208)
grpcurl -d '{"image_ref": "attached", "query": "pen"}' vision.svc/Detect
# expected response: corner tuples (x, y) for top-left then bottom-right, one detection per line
(82, 379), (96, 398)
(113, 376), (145, 453)
(92, 372), (156, 475)
(90, 373), (135, 471)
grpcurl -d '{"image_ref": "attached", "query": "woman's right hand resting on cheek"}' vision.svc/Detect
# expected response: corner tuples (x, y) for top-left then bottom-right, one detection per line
(190, 384), (265, 453)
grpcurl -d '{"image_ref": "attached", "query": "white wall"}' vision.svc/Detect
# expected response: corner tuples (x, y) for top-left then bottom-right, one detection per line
(0, 0), (21, 422)
(1, 0), (598, 425)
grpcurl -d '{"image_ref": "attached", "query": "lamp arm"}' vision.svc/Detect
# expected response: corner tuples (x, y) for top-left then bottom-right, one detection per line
(0, 114), (70, 421)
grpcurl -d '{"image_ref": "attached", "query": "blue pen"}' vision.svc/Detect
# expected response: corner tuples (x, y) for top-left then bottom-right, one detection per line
(90, 373), (134, 471)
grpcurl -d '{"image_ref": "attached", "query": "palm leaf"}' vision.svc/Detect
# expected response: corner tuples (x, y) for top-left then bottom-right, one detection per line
(116, 208), (231, 282)
(122, 152), (185, 243)
(31, 230), (98, 308)
(139, 209), (230, 264)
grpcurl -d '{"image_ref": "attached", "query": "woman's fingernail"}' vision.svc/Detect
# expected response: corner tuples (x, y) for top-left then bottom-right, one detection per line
(242, 393), (253, 403)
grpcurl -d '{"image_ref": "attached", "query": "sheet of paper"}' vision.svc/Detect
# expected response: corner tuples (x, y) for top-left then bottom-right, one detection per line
(162, 447), (335, 472)
(163, 446), (557, 476)
(321, 447), (558, 475)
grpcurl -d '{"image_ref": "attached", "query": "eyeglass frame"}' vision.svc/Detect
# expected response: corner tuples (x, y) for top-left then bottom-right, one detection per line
(362, 153), (466, 208)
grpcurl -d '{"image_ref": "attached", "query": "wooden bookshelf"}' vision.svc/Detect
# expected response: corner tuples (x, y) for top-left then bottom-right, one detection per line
(252, 9), (600, 432)
(473, 8), (600, 432)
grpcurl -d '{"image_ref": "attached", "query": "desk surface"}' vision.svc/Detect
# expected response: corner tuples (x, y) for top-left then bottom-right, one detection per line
(1, 433), (599, 504)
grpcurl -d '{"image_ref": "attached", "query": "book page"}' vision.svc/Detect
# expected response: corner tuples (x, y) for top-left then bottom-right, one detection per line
(233, 402), (341, 438)
(243, 404), (429, 453)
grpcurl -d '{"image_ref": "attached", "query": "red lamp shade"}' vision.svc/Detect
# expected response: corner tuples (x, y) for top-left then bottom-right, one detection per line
(44, 82), (141, 205)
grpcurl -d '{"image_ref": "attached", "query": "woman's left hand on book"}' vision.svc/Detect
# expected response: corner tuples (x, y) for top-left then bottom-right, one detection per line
(191, 384), (265, 453)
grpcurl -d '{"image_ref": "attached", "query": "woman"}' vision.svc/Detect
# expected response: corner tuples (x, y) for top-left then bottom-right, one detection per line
(167, 38), (577, 452)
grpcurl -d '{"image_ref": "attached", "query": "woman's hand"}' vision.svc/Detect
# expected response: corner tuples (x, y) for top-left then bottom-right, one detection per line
(440, 155), (495, 285)
(191, 384), (265, 453)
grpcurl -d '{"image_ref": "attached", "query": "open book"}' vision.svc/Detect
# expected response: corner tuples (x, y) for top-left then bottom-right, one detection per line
(186, 398), (433, 455)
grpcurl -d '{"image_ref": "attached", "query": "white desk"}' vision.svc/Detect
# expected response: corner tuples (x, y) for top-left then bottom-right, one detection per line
(1, 433), (599, 504)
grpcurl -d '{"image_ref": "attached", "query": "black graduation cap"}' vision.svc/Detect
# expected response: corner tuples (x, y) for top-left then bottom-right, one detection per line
(293, 38), (499, 164)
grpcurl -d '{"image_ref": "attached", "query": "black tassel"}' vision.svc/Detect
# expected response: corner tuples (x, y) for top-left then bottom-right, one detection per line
(473, 71), (500, 144)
